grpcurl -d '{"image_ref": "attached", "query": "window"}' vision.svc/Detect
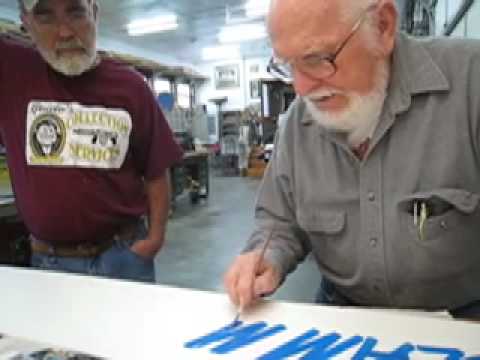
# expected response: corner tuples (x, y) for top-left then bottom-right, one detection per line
(446, 0), (464, 22)
(466, 1), (480, 38)
(435, 0), (478, 38)
(450, 17), (466, 37)
(434, 0), (447, 35)
(153, 78), (171, 95)
(177, 83), (191, 109)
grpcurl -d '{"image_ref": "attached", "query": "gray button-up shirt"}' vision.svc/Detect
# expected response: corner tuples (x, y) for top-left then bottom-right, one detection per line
(247, 33), (480, 310)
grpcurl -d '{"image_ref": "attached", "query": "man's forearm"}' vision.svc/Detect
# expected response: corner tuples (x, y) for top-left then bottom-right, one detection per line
(145, 170), (171, 249)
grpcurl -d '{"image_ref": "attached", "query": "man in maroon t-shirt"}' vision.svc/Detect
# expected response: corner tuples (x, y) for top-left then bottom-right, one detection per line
(0, 0), (183, 281)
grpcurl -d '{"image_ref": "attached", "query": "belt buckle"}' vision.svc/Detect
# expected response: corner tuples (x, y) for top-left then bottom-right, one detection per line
(39, 241), (56, 256)
(47, 244), (56, 256)
(77, 243), (95, 257)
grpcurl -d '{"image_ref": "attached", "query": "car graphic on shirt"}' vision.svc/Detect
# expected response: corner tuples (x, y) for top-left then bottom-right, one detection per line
(73, 128), (118, 146)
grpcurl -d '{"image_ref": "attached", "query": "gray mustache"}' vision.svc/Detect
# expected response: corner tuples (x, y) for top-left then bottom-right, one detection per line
(56, 40), (85, 51)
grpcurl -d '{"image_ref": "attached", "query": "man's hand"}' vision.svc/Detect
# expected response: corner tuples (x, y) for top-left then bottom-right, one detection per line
(129, 237), (163, 259)
(131, 171), (170, 260)
(224, 250), (282, 309)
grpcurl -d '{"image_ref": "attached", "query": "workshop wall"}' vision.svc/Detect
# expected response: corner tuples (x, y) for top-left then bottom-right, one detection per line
(195, 56), (270, 143)
(196, 57), (269, 112)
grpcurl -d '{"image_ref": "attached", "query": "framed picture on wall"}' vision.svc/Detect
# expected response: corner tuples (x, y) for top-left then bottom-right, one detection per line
(214, 64), (240, 89)
(250, 79), (261, 99)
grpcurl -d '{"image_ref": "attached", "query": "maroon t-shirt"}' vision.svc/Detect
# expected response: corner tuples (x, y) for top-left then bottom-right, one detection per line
(0, 36), (183, 244)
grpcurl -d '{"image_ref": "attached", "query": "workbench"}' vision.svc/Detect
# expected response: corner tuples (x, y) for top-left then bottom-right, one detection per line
(171, 150), (209, 207)
(0, 266), (478, 359)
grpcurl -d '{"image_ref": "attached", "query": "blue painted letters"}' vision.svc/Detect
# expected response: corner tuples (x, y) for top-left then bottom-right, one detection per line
(185, 321), (286, 354)
(184, 321), (478, 359)
(259, 330), (363, 360)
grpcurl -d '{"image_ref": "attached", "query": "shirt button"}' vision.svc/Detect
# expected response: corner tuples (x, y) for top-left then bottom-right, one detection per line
(368, 192), (375, 201)
(369, 238), (378, 247)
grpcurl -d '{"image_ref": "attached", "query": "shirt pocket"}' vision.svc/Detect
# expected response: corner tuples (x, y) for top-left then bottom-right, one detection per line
(297, 210), (346, 235)
(398, 188), (480, 244)
(296, 209), (354, 276)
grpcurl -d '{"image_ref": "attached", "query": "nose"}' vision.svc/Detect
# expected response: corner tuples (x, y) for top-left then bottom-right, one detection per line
(293, 68), (324, 96)
(57, 21), (75, 39)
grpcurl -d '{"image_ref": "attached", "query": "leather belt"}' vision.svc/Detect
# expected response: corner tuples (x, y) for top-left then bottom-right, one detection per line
(30, 218), (142, 258)
(31, 238), (115, 257)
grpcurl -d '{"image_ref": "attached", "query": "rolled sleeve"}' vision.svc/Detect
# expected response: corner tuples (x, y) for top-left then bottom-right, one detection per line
(245, 128), (311, 279)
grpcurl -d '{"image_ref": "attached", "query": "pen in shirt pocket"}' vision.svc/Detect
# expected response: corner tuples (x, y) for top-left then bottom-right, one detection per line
(413, 201), (429, 241)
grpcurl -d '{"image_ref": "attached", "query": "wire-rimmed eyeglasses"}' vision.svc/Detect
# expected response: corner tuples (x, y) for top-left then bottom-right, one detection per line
(267, 4), (377, 83)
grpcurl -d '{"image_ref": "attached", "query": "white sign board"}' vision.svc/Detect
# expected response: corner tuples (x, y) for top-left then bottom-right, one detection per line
(0, 267), (479, 359)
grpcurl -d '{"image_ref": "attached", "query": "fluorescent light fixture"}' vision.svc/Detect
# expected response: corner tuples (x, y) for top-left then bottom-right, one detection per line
(202, 45), (240, 61)
(218, 23), (267, 43)
(245, 0), (270, 18)
(127, 14), (178, 36)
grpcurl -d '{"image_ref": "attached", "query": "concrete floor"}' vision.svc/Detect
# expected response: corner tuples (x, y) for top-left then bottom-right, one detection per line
(155, 175), (320, 304)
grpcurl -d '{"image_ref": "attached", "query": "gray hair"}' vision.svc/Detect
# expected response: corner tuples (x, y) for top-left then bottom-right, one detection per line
(340, 0), (398, 54)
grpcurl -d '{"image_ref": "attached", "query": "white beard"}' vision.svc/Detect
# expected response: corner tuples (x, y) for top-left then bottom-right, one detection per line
(304, 60), (389, 147)
(36, 38), (98, 77)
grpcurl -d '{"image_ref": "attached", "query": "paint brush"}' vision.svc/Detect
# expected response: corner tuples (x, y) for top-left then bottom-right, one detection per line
(232, 226), (275, 325)
(232, 305), (243, 325)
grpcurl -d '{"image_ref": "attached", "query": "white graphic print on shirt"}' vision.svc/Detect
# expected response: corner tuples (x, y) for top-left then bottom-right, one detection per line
(26, 101), (132, 169)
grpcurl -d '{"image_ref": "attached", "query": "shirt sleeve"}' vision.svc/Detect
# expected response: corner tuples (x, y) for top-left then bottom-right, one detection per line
(131, 80), (184, 180)
(244, 106), (311, 279)
(0, 35), (27, 112)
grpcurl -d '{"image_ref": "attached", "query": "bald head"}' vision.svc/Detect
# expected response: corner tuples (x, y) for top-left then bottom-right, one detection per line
(266, 0), (398, 118)
(267, 0), (395, 26)
(267, 0), (398, 147)
(267, 0), (398, 57)
(267, 0), (331, 42)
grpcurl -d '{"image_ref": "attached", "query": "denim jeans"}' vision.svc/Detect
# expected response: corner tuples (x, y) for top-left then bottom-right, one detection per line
(30, 220), (155, 283)
(316, 278), (357, 306)
(316, 278), (480, 320)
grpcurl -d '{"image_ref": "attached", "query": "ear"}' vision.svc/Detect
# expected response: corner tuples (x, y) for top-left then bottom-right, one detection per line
(375, 0), (397, 57)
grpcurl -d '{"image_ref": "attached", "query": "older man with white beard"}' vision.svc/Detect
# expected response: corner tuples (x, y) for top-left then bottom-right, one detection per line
(0, 0), (183, 281)
(224, 0), (480, 319)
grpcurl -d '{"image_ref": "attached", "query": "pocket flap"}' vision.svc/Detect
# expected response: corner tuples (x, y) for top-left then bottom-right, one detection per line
(297, 211), (346, 234)
(398, 188), (479, 214)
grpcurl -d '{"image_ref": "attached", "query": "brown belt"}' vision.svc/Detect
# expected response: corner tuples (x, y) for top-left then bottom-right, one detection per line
(31, 238), (115, 257)
(31, 219), (142, 258)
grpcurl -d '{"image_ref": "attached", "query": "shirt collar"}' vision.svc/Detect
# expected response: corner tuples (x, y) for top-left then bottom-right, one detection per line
(385, 32), (450, 115)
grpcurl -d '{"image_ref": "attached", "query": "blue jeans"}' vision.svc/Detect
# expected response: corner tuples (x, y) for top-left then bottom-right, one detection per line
(316, 278), (480, 320)
(316, 278), (357, 306)
(30, 222), (155, 283)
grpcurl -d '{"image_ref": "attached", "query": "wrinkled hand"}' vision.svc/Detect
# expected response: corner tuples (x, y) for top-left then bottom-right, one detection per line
(129, 238), (162, 259)
(224, 250), (281, 309)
